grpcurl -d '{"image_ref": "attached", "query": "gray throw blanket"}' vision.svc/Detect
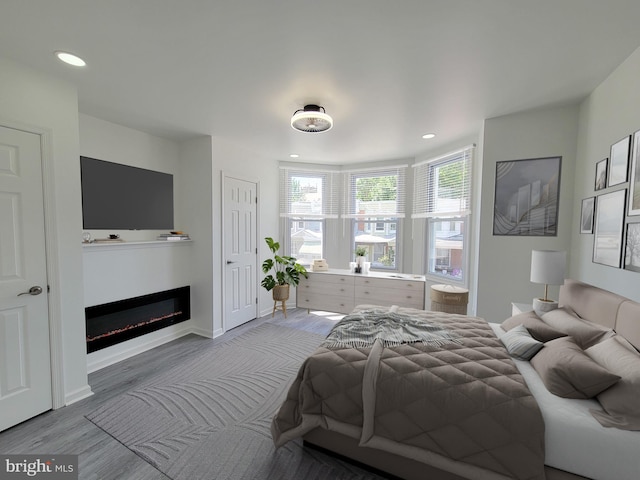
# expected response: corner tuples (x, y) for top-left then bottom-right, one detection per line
(320, 309), (461, 348)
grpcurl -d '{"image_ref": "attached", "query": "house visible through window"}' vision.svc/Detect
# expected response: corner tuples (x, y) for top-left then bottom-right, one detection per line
(344, 166), (406, 270)
(413, 146), (473, 282)
(279, 167), (339, 267)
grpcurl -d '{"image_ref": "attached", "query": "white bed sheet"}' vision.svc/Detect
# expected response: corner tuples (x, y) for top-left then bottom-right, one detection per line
(490, 323), (640, 480)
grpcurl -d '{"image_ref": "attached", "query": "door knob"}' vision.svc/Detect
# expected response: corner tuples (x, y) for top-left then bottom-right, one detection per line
(18, 286), (43, 296)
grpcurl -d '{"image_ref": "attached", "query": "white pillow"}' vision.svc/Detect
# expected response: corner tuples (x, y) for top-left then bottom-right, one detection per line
(500, 324), (544, 360)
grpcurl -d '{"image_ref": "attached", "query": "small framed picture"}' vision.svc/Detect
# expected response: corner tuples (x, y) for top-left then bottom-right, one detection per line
(629, 129), (640, 216)
(580, 197), (595, 234)
(593, 189), (626, 268)
(595, 158), (608, 191)
(608, 136), (631, 187)
(624, 223), (640, 272)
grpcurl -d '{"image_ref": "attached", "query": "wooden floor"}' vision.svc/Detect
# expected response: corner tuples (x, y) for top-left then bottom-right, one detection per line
(0, 308), (341, 480)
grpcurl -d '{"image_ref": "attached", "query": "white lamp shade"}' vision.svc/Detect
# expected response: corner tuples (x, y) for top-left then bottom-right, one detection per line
(530, 250), (566, 285)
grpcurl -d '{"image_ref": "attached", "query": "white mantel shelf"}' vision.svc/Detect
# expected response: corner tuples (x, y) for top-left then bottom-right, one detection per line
(82, 239), (193, 252)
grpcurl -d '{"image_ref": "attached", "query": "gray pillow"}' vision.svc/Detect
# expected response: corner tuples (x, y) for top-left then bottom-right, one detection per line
(586, 336), (640, 431)
(530, 337), (620, 399)
(502, 311), (567, 343)
(541, 307), (613, 349)
(500, 324), (544, 360)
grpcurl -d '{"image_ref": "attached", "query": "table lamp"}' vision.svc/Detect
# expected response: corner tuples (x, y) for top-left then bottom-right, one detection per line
(530, 250), (566, 316)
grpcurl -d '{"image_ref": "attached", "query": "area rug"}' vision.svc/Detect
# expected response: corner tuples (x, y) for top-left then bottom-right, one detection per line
(86, 323), (382, 480)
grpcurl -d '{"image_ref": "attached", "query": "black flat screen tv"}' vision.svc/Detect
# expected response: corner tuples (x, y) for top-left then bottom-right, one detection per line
(80, 156), (174, 230)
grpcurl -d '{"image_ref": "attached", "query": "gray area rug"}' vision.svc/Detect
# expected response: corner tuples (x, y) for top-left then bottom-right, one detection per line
(86, 323), (383, 480)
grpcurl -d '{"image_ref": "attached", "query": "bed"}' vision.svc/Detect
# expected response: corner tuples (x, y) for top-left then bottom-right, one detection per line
(271, 279), (640, 480)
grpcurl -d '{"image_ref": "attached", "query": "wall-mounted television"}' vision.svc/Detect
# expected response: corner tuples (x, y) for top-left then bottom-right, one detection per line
(80, 156), (174, 230)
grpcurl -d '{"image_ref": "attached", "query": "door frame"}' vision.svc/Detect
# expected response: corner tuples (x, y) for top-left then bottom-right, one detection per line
(1, 118), (65, 409)
(221, 172), (260, 333)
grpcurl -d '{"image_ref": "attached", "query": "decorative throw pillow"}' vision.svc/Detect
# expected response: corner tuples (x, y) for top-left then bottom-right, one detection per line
(541, 307), (613, 349)
(530, 337), (620, 399)
(586, 336), (640, 431)
(500, 324), (544, 360)
(502, 311), (567, 343)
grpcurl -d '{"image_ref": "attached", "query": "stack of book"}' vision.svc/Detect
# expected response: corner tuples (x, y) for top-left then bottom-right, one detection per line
(157, 232), (191, 241)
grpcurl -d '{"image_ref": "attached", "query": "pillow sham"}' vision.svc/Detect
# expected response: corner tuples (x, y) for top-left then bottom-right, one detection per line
(500, 324), (544, 360)
(530, 337), (620, 399)
(541, 307), (613, 349)
(502, 311), (567, 343)
(586, 336), (640, 431)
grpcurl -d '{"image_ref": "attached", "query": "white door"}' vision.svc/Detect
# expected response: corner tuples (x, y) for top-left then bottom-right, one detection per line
(0, 126), (51, 431)
(223, 176), (258, 330)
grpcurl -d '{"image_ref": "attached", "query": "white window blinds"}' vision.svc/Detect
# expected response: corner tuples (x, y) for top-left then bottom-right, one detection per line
(412, 145), (474, 218)
(342, 165), (407, 219)
(279, 167), (340, 219)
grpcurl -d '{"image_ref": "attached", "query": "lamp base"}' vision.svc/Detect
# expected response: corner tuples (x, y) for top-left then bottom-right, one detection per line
(533, 297), (558, 317)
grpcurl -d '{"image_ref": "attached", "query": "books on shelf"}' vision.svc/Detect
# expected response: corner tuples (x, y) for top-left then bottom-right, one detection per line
(157, 233), (191, 241)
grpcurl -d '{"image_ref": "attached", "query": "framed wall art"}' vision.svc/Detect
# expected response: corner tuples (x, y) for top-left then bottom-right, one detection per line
(580, 197), (595, 234)
(624, 223), (640, 272)
(629, 129), (640, 215)
(493, 156), (562, 236)
(593, 189), (626, 268)
(608, 135), (631, 187)
(595, 158), (607, 191)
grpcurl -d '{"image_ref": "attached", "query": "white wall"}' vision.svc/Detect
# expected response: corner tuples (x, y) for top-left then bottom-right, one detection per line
(477, 104), (579, 322)
(571, 45), (640, 302)
(0, 57), (89, 404)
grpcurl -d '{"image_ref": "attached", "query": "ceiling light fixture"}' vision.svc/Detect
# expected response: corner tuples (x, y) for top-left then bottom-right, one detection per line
(289, 154), (299, 158)
(291, 104), (333, 133)
(422, 133), (436, 139)
(55, 51), (86, 67)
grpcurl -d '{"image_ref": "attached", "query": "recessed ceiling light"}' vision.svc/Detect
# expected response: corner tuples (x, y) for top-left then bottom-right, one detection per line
(289, 154), (300, 158)
(422, 133), (436, 139)
(55, 51), (86, 67)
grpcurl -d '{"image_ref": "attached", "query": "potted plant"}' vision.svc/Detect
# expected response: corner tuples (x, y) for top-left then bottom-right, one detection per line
(355, 245), (367, 273)
(261, 237), (308, 302)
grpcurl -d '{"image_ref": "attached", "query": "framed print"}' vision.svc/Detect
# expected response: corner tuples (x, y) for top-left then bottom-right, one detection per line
(580, 197), (595, 234)
(593, 189), (626, 268)
(608, 135), (631, 187)
(595, 158), (607, 191)
(624, 223), (640, 272)
(629, 129), (640, 215)
(493, 156), (562, 236)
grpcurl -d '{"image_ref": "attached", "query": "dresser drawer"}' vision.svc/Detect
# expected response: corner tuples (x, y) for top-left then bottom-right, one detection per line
(354, 284), (424, 309)
(354, 276), (424, 292)
(298, 279), (354, 297)
(302, 273), (352, 286)
(297, 292), (354, 314)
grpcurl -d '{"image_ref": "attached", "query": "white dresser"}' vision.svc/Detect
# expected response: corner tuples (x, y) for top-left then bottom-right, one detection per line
(297, 269), (426, 314)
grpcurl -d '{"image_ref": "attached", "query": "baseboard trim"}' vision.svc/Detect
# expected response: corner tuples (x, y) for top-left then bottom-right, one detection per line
(64, 385), (94, 406)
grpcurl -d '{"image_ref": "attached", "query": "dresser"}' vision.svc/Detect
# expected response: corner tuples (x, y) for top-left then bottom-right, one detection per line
(297, 269), (426, 314)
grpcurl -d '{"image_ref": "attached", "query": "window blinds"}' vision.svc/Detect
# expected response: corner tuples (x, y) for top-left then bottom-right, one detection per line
(279, 167), (340, 219)
(342, 165), (407, 218)
(412, 145), (474, 219)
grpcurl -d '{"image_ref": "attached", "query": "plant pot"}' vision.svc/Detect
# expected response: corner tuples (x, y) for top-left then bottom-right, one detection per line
(272, 284), (290, 301)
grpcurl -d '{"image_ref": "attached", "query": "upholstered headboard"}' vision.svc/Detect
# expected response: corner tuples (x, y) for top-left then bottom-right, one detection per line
(559, 279), (640, 350)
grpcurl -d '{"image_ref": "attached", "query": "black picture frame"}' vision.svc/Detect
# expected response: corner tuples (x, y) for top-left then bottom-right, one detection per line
(624, 222), (640, 272)
(593, 189), (626, 268)
(493, 156), (562, 236)
(608, 136), (631, 187)
(595, 158), (608, 191)
(628, 129), (640, 216)
(580, 197), (595, 234)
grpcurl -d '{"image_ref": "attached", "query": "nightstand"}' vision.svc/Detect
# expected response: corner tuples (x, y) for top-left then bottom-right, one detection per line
(511, 302), (533, 316)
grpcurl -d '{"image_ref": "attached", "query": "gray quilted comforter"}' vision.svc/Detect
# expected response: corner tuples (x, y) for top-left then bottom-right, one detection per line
(271, 306), (545, 480)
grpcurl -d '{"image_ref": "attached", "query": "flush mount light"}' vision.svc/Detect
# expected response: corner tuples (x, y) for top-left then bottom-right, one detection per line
(291, 104), (333, 133)
(289, 154), (300, 158)
(422, 133), (436, 139)
(55, 51), (86, 67)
